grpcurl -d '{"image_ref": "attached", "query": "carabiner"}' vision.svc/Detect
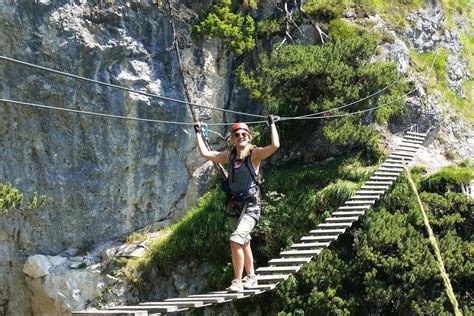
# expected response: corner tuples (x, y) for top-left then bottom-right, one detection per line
(202, 123), (209, 139)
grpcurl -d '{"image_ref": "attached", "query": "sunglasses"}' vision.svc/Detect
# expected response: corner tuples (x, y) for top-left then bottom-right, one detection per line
(233, 132), (248, 138)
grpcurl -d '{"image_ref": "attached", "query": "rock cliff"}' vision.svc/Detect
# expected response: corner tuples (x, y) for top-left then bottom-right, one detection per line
(0, 1), (472, 315)
(0, 1), (231, 314)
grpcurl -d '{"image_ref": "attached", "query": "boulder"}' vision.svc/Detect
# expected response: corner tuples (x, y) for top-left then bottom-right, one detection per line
(23, 255), (53, 279)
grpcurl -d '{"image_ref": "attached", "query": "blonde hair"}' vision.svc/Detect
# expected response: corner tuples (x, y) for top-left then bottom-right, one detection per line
(241, 142), (256, 159)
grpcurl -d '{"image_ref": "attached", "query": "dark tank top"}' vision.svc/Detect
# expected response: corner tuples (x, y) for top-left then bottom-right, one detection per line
(228, 151), (258, 195)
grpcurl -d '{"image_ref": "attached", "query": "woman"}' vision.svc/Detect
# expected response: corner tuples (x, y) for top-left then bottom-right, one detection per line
(195, 116), (280, 292)
(196, 115), (280, 292)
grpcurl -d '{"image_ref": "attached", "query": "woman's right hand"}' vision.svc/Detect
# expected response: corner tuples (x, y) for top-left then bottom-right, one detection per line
(194, 121), (202, 134)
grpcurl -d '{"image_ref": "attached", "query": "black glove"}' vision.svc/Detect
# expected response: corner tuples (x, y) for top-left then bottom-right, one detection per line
(267, 115), (274, 125)
(267, 115), (280, 125)
(194, 124), (201, 134)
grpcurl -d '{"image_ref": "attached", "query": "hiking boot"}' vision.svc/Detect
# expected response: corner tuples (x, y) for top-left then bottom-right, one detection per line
(225, 279), (243, 292)
(242, 275), (258, 289)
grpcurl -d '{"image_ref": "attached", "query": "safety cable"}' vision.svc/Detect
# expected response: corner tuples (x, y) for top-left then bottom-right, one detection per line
(0, 87), (417, 127)
(0, 77), (425, 127)
(0, 50), (438, 126)
(0, 55), (412, 122)
(279, 86), (416, 121)
(0, 93), (413, 127)
(0, 55), (266, 119)
(0, 98), (267, 126)
(280, 50), (438, 122)
(284, 79), (400, 119)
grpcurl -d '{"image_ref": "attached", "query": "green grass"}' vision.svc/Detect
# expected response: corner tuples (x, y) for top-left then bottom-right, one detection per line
(353, 0), (425, 28)
(439, 0), (472, 27)
(460, 31), (474, 75)
(303, 0), (425, 26)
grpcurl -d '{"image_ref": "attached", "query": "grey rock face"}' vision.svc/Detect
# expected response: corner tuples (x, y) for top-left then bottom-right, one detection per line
(1, 0), (191, 253)
(403, 2), (470, 97)
(382, 39), (411, 74)
(446, 55), (470, 97)
(0, 1), (231, 314)
(404, 3), (445, 52)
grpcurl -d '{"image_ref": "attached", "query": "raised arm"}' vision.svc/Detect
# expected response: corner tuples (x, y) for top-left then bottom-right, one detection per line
(195, 123), (230, 164)
(252, 116), (280, 162)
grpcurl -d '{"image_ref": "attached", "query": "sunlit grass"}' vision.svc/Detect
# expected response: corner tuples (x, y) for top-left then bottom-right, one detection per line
(352, 0), (425, 28)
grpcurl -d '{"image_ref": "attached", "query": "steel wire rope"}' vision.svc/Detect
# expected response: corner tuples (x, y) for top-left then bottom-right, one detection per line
(0, 86), (417, 127)
(279, 87), (415, 120)
(280, 79), (401, 120)
(0, 51), (438, 126)
(279, 50), (438, 122)
(0, 98), (267, 126)
(0, 73), (428, 128)
(0, 55), (266, 119)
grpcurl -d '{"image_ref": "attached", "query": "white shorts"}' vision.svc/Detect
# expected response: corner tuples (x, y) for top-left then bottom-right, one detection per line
(228, 213), (257, 245)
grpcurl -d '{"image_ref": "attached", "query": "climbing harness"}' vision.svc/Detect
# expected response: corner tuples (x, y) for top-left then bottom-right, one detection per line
(223, 148), (265, 222)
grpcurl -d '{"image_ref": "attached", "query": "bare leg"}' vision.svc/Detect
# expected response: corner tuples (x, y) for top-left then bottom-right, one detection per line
(242, 241), (255, 276)
(230, 241), (244, 280)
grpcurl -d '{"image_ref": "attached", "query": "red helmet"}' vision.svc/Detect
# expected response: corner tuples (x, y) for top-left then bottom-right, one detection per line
(231, 122), (249, 132)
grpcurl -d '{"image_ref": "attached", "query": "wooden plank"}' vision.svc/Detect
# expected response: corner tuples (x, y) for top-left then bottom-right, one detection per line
(72, 312), (148, 316)
(158, 297), (225, 303)
(209, 289), (263, 295)
(364, 180), (393, 185)
(398, 143), (420, 149)
(349, 195), (380, 199)
(109, 306), (179, 313)
(189, 293), (245, 299)
(385, 159), (408, 164)
(397, 146), (418, 152)
(404, 135), (425, 141)
(134, 302), (207, 308)
(291, 242), (331, 249)
(369, 176), (397, 181)
(356, 189), (385, 194)
(388, 155), (412, 161)
(317, 222), (353, 228)
(244, 284), (277, 291)
(325, 216), (359, 222)
(382, 161), (404, 165)
(374, 171), (401, 176)
(360, 184), (389, 189)
(406, 131), (427, 137)
(280, 249), (322, 256)
(269, 257), (311, 265)
(378, 166), (403, 172)
(396, 151), (417, 157)
(401, 139), (424, 145)
(256, 266), (301, 273)
(345, 200), (375, 205)
(333, 210), (366, 215)
(300, 235), (338, 241)
(392, 150), (414, 155)
(255, 274), (290, 282)
(309, 228), (347, 234)
(300, 235), (339, 241)
(389, 153), (412, 158)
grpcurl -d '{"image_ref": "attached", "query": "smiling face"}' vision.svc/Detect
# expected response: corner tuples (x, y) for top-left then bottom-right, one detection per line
(232, 129), (250, 149)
